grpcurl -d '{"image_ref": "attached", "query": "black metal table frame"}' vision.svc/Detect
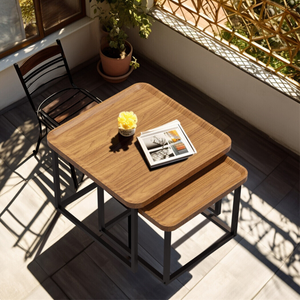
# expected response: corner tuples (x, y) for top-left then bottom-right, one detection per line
(158, 186), (241, 284)
(52, 151), (139, 272)
(52, 151), (241, 284)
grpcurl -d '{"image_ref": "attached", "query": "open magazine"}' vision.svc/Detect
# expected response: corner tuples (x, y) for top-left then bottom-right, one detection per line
(137, 120), (197, 168)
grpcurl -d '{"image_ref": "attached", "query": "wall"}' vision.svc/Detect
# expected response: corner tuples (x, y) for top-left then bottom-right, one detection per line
(128, 21), (300, 155)
(0, 17), (100, 111)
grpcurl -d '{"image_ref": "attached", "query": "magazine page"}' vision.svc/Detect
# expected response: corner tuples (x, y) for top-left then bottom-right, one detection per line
(137, 121), (196, 168)
(140, 120), (181, 136)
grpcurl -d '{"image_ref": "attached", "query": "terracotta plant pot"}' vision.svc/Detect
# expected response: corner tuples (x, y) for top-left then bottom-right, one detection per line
(97, 61), (134, 83)
(100, 25), (109, 42)
(100, 41), (133, 77)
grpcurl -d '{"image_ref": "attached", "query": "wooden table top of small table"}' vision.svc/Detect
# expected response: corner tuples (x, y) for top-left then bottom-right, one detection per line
(47, 83), (231, 208)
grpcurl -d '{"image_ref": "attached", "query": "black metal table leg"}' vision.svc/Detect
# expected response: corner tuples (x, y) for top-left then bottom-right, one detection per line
(208, 199), (222, 215)
(70, 164), (78, 191)
(130, 209), (138, 272)
(214, 199), (222, 215)
(128, 215), (131, 249)
(231, 186), (241, 236)
(163, 231), (171, 284)
(51, 150), (138, 272)
(98, 186), (105, 231)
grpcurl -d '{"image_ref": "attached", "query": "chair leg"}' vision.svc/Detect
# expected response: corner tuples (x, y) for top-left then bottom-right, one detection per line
(33, 119), (43, 155)
(70, 164), (79, 191)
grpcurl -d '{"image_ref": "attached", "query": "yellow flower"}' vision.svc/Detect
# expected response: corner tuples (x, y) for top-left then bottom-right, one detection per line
(118, 111), (138, 129)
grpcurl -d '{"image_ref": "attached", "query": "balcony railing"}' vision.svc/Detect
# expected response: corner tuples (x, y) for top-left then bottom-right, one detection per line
(155, 0), (300, 88)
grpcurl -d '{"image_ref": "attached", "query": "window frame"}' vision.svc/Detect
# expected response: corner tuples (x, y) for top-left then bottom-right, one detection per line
(0, 0), (86, 59)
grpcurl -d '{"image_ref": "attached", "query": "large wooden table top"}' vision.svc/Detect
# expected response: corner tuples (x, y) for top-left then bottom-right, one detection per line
(47, 83), (231, 208)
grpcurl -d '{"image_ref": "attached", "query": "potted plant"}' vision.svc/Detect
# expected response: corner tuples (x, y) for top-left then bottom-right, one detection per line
(93, 0), (152, 79)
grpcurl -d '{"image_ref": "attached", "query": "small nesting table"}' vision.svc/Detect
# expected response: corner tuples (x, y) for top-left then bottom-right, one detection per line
(47, 83), (247, 284)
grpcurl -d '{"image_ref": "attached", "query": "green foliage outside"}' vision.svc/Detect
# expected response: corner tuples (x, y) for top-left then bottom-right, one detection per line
(220, 1), (300, 84)
(19, 0), (35, 25)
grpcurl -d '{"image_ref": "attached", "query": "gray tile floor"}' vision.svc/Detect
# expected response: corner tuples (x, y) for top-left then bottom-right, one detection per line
(0, 55), (299, 299)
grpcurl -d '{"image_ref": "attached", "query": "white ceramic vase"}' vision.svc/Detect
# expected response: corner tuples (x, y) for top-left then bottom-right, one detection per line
(118, 127), (136, 137)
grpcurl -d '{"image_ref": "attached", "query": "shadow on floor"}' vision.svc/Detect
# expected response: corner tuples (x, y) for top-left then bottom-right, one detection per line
(28, 197), (194, 299)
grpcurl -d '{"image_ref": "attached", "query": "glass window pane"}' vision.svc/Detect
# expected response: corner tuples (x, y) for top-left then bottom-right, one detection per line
(40, 0), (82, 31)
(0, 0), (38, 54)
(0, 0), (26, 52)
(19, 0), (38, 39)
(0, 0), (85, 58)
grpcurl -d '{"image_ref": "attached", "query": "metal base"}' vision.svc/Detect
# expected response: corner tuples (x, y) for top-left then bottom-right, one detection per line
(52, 151), (138, 271)
(138, 187), (241, 284)
(52, 151), (242, 283)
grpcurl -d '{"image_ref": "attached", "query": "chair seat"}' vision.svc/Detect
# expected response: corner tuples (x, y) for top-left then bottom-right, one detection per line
(41, 88), (100, 125)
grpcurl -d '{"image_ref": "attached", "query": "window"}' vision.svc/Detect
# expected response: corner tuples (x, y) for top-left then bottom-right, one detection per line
(0, 0), (86, 59)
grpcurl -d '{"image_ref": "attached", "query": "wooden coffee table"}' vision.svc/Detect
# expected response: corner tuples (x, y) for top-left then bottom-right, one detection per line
(47, 83), (232, 275)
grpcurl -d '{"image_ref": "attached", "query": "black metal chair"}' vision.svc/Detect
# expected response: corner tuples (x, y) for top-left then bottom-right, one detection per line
(14, 39), (101, 190)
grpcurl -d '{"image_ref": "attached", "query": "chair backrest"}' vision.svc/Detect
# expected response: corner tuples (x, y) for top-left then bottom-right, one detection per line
(14, 39), (74, 112)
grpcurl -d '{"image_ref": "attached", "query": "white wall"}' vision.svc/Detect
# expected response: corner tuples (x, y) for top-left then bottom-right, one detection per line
(0, 17), (100, 111)
(128, 21), (300, 155)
